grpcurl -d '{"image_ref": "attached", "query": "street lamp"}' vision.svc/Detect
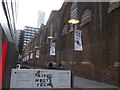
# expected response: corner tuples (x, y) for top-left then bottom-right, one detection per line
(47, 36), (53, 39)
(68, 19), (80, 32)
(47, 36), (54, 43)
(29, 51), (32, 52)
(68, 19), (79, 24)
(34, 45), (39, 49)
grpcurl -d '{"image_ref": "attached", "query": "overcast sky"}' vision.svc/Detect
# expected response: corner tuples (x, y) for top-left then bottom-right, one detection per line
(16, 0), (64, 30)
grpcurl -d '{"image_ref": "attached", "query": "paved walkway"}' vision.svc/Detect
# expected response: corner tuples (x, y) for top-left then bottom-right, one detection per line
(20, 64), (119, 90)
(74, 76), (119, 89)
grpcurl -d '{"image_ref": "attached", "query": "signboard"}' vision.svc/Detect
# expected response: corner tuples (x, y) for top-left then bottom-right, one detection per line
(74, 30), (83, 51)
(50, 43), (55, 55)
(10, 69), (71, 88)
(36, 50), (39, 58)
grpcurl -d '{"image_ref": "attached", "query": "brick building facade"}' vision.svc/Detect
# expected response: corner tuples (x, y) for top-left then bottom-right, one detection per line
(22, 2), (120, 86)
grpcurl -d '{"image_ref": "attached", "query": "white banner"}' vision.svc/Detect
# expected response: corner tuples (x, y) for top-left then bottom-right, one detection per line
(36, 50), (40, 58)
(30, 53), (33, 59)
(25, 56), (27, 61)
(74, 30), (83, 51)
(10, 69), (71, 88)
(23, 57), (25, 61)
(50, 43), (55, 55)
(22, 58), (24, 61)
(27, 55), (29, 60)
(25, 57), (27, 61)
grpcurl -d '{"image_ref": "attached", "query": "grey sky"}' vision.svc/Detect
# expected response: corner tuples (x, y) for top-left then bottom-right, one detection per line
(16, 0), (64, 30)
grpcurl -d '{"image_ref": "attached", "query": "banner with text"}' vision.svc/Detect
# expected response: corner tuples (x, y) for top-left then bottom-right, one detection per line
(36, 50), (40, 58)
(30, 52), (33, 59)
(50, 43), (55, 55)
(74, 30), (83, 51)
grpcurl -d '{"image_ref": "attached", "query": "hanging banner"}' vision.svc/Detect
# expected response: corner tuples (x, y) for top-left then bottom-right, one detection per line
(74, 30), (83, 51)
(30, 53), (33, 59)
(50, 43), (55, 55)
(27, 55), (29, 60)
(22, 57), (25, 61)
(36, 50), (39, 58)
(25, 56), (27, 61)
(24, 57), (26, 61)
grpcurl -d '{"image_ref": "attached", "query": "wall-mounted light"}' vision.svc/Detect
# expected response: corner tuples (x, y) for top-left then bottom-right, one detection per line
(68, 19), (80, 24)
(29, 51), (32, 52)
(68, 19), (80, 32)
(34, 45), (39, 49)
(47, 36), (53, 39)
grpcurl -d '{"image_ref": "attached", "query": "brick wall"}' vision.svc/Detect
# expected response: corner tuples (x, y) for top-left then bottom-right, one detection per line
(22, 2), (119, 86)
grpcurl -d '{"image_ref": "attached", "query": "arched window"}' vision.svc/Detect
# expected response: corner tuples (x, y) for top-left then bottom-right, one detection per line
(53, 30), (57, 39)
(46, 29), (49, 44)
(62, 24), (68, 35)
(50, 23), (54, 37)
(108, 0), (120, 13)
(50, 22), (58, 40)
(70, 2), (78, 19)
(70, 2), (78, 31)
(46, 23), (54, 44)
(109, 0), (119, 4)
(46, 22), (57, 43)
(40, 34), (43, 46)
(81, 9), (92, 26)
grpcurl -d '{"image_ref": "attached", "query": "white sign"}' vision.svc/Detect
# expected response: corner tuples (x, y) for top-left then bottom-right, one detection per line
(10, 69), (71, 88)
(30, 53), (33, 59)
(22, 58), (24, 61)
(24, 56), (27, 61)
(50, 43), (55, 55)
(36, 50), (39, 58)
(24, 57), (26, 61)
(74, 30), (83, 51)
(27, 55), (29, 60)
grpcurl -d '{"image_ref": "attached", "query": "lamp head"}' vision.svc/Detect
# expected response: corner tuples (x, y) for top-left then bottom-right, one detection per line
(29, 51), (32, 52)
(68, 19), (79, 24)
(47, 36), (53, 39)
(34, 46), (39, 49)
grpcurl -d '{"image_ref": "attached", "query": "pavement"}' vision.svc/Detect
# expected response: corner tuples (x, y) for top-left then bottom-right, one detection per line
(74, 76), (119, 89)
(18, 63), (120, 90)
(9, 88), (82, 90)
